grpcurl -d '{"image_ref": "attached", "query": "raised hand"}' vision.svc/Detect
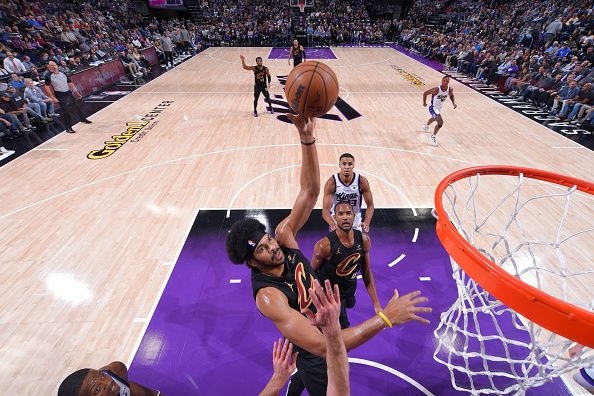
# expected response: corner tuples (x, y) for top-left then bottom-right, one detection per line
(286, 113), (316, 142)
(302, 279), (341, 335)
(271, 338), (298, 383)
(384, 289), (431, 325)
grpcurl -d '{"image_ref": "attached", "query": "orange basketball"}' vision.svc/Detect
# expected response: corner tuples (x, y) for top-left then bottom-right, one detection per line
(284, 61), (339, 118)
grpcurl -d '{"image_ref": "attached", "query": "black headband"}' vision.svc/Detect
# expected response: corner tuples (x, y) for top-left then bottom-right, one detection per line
(245, 229), (267, 262)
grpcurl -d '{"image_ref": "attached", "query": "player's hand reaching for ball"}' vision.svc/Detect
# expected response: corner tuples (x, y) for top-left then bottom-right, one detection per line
(384, 289), (431, 326)
(287, 114), (316, 143)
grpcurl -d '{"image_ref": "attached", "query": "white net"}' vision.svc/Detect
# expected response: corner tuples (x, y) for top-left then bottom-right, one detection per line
(433, 171), (594, 395)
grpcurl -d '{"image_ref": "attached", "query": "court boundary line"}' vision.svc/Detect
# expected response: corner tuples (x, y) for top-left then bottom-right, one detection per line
(126, 207), (201, 367)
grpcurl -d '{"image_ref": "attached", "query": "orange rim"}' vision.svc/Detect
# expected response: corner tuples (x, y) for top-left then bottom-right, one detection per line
(434, 165), (594, 348)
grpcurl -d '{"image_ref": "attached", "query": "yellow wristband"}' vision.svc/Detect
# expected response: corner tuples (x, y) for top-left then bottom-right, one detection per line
(377, 311), (393, 328)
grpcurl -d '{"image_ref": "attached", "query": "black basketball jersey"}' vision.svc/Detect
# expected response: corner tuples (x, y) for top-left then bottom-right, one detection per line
(254, 65), (267, 85)
(317, 230), (364, 299)
(252, 247), (321, 357)
(292, 46), (302, 61)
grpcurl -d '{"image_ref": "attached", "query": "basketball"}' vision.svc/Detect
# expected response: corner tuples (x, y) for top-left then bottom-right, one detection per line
(284, 61), (339, 118)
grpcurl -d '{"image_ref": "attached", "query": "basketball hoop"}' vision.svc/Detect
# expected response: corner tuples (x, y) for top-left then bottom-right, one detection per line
(433, 165), (594, 395)
(298, 0), (305, 13)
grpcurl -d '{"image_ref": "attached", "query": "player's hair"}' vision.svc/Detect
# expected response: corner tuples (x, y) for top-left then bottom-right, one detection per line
(334, 201), (353, 211)
(226, 218), (267, 264)
(58, 368), (90, 396)
(339, 153), (354, 161)
(256, 56), (262, 61)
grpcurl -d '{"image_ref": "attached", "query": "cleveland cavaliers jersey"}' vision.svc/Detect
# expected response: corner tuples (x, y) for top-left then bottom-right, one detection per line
(331, 173), (363, 230)
(252, 247), (321, 358)
(292, 46), (302, 60)
(317, 230), (364, 299)
(254, 65), (267, 85)
(430, 84), (449, 111)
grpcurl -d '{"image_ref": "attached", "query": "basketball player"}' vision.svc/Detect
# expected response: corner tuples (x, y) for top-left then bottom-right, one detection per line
(240, 55), (274, 117)
(288, 39), (306, 68)
(322, 153), (374, 233)
(422, 75), (457, 147)
(58, 361), (161, 395)
(312, 201), (381, 329)
(226, 114), (431, 396)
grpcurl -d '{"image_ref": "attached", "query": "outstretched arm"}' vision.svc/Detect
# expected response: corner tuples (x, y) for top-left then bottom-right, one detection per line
(275, 115), (319, 250)
(256, 283), (431, 358)
(240, 54), (254, 71)
(360, 234), (381, 313)
(359, 176), (374, 233)
(322, 177), (337, 230)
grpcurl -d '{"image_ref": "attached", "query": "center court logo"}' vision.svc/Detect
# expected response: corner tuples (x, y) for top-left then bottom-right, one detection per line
(390, 65), (425, 86)
(272, 75), (362, 123)
(87, 101), (174, 160)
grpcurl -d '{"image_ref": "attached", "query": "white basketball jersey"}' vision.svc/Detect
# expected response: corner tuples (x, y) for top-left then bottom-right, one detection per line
(431, 84), (449, 111)
(331, 173), (363, 230)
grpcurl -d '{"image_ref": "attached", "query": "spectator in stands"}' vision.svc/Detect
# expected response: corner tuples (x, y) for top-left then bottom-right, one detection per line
(8, 73), (25, 89)
(0, 91), (34, 130)
(6, 85), (50, 122)
(550, 79), (581, 115)
(24, 78), (58, 119)
(3, 52), (26, 73)
(558, 82), (593, 119)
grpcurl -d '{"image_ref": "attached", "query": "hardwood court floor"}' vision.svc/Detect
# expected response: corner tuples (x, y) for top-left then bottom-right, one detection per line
(0, 47), (591, 394)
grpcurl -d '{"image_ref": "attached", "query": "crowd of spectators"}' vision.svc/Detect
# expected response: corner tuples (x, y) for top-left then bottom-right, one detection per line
(196, 0), (390, 47)
(398, 0), (594, 129)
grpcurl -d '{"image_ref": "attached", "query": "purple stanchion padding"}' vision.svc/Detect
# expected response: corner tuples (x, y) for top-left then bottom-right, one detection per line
(129, 209), (570, 395)
(268, 47), (337, 60)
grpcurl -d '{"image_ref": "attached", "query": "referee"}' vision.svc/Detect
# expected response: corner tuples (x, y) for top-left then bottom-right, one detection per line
(43, 61), (92, 134)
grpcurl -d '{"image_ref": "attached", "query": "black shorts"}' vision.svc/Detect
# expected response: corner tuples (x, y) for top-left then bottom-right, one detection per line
(254, 84), (269, 97)
(294, 58), (302, 67)
(294, 352), (327, 396)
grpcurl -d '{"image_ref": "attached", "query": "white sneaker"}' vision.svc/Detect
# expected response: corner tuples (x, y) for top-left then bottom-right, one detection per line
(422, 124), (429, 133)
(428, 134), (438, 147)
(0, 147), (15, 157)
